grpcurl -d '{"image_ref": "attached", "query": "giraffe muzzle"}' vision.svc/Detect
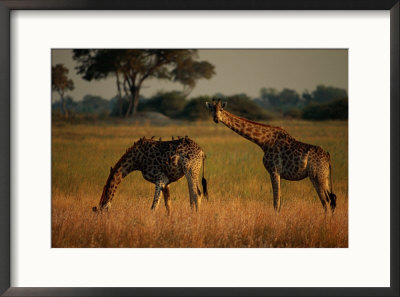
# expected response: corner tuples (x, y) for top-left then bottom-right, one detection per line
(92, 204), (110, 213)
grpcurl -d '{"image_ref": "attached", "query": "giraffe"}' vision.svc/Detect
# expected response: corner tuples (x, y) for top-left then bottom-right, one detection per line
(206, 98), (336, 213)
(92, 136), (208, 214)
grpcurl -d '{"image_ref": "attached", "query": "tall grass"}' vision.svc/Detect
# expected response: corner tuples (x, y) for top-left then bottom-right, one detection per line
(52, 120), (348, 248)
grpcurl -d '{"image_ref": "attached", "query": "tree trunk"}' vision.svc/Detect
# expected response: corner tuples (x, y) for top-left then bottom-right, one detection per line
(62, 100), (69, 118)
(125, 95), (134, 117)
(60, 93), (68, 118)
(118, 98), (123, 117)
(124, 82), (133, 118)
(115, 71), (124, 117)
(132, 87), (140, 115)
(125, 85), (140, 117)
(59, 96), (64, 115)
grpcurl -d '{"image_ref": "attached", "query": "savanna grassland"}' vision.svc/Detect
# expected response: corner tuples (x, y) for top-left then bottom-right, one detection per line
(52, 119), (348, 248)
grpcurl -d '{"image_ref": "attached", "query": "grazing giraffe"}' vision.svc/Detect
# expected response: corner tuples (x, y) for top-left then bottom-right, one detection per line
(206, 98), (336, 213)
(92, 136), (208, 214)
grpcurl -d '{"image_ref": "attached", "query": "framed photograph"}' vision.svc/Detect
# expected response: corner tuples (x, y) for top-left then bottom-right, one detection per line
(1, 1), (398, 296)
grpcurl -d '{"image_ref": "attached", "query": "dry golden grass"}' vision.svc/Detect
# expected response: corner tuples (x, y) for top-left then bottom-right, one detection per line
(52, 119), (348, 248)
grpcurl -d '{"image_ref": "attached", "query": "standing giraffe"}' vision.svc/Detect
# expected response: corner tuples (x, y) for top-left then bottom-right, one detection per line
(93, 136), (208, 214)
(206, 98), (336, 213)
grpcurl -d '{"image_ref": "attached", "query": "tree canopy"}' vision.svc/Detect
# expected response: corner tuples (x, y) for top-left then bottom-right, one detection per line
(52, 64), (74, 117)
(72, 49), (215, 117)
(223, 94), (274, 121)
(256, 87), (302, 112)
(139, 91), (186, 118)
(303, 85), (348, 104)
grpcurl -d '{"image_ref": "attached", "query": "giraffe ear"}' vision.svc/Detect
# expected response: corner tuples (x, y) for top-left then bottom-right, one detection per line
(221, 101), (227, 109)
(205, 102), (213, 110)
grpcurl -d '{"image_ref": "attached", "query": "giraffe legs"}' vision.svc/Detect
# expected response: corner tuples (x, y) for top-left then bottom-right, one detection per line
(151, 180), (165, 211)
(162, 185), (171, 215)
(310, 177), (330, 214)
(270, 171), (281, 212)
(184, 168), (200, 212)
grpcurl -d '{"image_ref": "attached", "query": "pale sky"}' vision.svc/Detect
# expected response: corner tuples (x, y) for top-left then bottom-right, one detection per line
(51, 49), (348, 101)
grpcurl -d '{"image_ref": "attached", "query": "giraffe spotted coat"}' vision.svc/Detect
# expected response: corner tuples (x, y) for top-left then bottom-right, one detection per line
(206, 99), (336, 213)
(93, 136), (207, 213)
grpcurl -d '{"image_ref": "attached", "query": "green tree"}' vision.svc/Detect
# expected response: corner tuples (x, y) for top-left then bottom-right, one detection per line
(139, 91), (186, 118)
(73, 49), (215, 117)
(52, 64), (74, 118)
(51, 96), (77, 115)
(77, 95), (110, 115)
(256, 87), (301, 112)
(224, 94), (273, 121)
(110, 95), (129, 117)
(302, 98), (348, 120)
(179, 96), (212, 120)
(306, 85), (348, 104)
(255, 87), (278, 109)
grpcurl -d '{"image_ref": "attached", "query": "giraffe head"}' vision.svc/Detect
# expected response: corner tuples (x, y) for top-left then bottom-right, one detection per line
(93, 167), (122, 212)
(93, 183), (113, 212)
(206, 98), (227, 123)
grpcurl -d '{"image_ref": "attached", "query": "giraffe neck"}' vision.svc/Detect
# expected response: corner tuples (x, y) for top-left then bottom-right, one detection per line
(99, 149), (139, 209)
(220, 110), (275, 147)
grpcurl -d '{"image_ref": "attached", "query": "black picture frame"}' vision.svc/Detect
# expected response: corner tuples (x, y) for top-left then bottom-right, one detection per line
(0, 1), (398, 296)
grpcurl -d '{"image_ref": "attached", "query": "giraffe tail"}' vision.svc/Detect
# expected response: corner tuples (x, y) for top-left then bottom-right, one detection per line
(328, 153), (337, 212)
(201, 153), (208, 200)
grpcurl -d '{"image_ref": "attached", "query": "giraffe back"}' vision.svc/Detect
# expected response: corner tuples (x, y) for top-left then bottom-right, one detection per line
(135, 137), (204, 183)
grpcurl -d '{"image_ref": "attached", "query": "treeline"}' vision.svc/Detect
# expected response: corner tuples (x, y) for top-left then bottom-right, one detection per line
(52, 95), (113, 117)
(255, 85), (348, 120)
(136, 92), (274, 121)
(52, 85), (348, 121)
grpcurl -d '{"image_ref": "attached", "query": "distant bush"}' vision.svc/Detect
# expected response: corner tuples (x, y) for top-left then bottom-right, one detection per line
(52, 95), (112, 116)
(302, 98), (348, 120)
(177, 94), (274, 121)
(255, 87), (303, 112)
(283, 108), (303, 119)
(224, 94), (274, 121)
(110, 96), (129, 117)
(139, 91), (186, 118)
(179, 96), (212, 120)
(76, 95), (110, 115)
(52, 96), (77, 114)
(304, 85), (348, 104)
